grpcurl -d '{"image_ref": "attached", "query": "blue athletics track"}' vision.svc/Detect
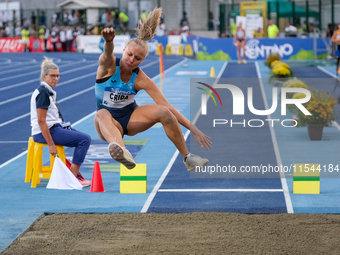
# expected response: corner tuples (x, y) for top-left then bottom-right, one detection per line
(1, 53), (340, 251)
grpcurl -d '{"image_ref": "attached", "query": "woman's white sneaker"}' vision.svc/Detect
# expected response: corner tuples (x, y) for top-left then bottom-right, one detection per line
(184, 153), (209, 171)
(108, 142), (136, 169)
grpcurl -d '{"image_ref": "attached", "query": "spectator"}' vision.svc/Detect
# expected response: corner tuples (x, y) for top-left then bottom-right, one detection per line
(15, 24), (21, 37)
(253, 27), (264, 38)
(101, 11), (107, 25)
(208, 11), (214, 31)
(119, 11), (129, 34)
(267, 20), (279, 38)
(86, 25), (94, 35)
(68, 10), (78, 25)
(5, 24), (12, 37)
(74, 26), (83, 36)
(180, 21), (189, 43)
(106, 9), (111, 25)
(44, 26), (50, 52)
(180, 11), (190, 29)
(52, 12), (58, 26)
(38, 26), (45, 39)
(23, 17), (31, 29)
(331, 23), (340, 74)
(113, 11), (120, 32)
(31, 11), (37, 30)
(51, 27), (58, 52)
(140, 10), (148, 20)
(156, 18), (165, 36)
(40, 11), (46, 26)
(21, 27), (30, 52)
(285, 21), (297, 37)
(63, 11), (69, 26)
(66, 25), (74, 51)
(59, 27), (67, 52)
(326, 24), (334, 38)
(1, 11), (8, 27)
(230, 19), (236, 36)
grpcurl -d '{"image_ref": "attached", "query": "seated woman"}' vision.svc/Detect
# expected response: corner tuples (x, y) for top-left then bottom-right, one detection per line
(94, 7), (211, 171)
(30, 57), (92, 187)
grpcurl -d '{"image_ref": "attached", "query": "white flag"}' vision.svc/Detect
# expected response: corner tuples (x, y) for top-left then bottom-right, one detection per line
(47, 156), (83, 190)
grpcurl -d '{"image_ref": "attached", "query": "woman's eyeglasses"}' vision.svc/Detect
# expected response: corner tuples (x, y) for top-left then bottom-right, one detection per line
(48, 74), (61, 79)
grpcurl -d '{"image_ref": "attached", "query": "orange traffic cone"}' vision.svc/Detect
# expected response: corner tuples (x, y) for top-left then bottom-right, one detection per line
(88, 161), (107, 192)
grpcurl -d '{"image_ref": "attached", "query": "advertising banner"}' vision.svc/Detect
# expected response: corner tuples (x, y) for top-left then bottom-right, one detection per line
(195, 37), (330, 60)
(77, 35), (130, 54)
(0, 38), (23, 53)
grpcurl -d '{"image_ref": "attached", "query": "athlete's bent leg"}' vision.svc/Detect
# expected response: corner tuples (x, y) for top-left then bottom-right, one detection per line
(94, 109), (125, 147)
(127, 104), (189, 158)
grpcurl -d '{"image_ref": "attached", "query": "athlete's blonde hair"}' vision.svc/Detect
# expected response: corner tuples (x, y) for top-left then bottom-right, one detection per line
(126, 7), (162, 56)
(41, 56), (58, 80)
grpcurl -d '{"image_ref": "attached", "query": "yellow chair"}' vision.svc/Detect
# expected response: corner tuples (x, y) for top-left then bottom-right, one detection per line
(25, 137), (66, 188)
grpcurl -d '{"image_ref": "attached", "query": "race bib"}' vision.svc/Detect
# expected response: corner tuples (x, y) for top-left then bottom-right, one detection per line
(102, 87), (131, 107)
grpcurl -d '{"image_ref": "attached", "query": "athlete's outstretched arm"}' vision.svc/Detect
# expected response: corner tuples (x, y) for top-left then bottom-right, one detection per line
(135, 70), (212, 150)
(97, 27), (116, 79)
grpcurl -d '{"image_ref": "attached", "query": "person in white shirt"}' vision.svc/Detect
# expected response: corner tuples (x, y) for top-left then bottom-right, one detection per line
(1, 11), (8, 26)
(50, 27), (58, 52)
(285, 21), (297, 32)
(65, 25), (74, 51)
(30, 57), (91, 187)
(59, 28), (66, 52)
(155, 18), (165, 36)
(180, 21), (189, 43)
(5, 25), (12, 37)
(15, 24), (21, 37)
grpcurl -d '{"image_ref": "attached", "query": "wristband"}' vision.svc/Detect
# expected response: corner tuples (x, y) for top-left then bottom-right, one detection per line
(105, 39), (113, 42)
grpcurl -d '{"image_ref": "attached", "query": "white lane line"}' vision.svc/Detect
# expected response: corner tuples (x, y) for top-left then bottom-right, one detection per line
(0, 113), (30, 127)
(0, 92), (32, 106)
(317, 66), (340, 81)
(192, 61), (228, 125)
(0, 62), (98, 91)
(0, 86), (94, 127)
(141, 130), (190, 213)
(0, 63), (40, 75)
(138, 59), (159, 69)
(58, 86), (94, 103)
(151, 57), (188, 81)
(0, 109), (96, 169)
(72, 111), (96, 127)
(141, 61), (228, 213)
(0, 60), (164, 125)
(0, 151), (28, 169)
(158, 189), (284, 192)
(255, 61), (293, 214)
(0, 72), (96, 106)
(0, 59), (160, 106)
(0, 61), (39, 71)
(332, 120), (340, 131)
(317, 66), (340, 132)
(0, 59), (182, 169)
(0, 141), (29, 143)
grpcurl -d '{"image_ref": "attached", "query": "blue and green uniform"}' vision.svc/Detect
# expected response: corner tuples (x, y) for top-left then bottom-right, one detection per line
(95, 58), (140, 135)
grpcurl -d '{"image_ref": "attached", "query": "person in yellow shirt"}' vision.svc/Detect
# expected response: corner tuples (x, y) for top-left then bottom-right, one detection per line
(119, 12), (129, 34)
(267, 20), (279, 38)
(38, 26), (45, 39)
(140, 10), (148, 20)
(331, 23), (340, 74)
(21, 27), (30, 52)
